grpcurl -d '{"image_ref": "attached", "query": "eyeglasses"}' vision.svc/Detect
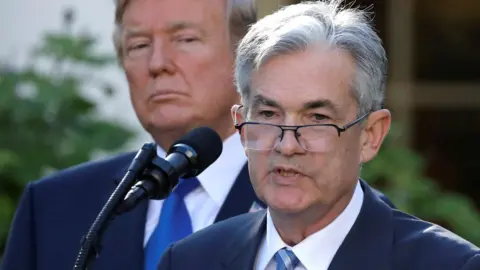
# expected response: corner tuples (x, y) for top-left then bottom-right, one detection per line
(234, 107), (370, 152)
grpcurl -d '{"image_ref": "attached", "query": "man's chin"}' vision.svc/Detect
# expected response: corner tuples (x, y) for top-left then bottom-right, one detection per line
(144, 118), (200, 147)
(268, 199), (307, 215)
(144, 111), (198, 132)
(148, 120), (196, 131)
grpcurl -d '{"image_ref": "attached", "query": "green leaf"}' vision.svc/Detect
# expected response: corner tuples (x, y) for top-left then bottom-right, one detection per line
(363, 124), (480, 246)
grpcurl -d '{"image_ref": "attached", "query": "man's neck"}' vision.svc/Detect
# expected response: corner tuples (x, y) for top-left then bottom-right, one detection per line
(153, 122), (236, 151)
(270, 184), (356, 246)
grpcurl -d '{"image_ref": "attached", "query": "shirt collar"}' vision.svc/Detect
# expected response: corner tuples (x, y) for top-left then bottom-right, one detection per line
(156, 132), (247, 206)
(259, 181), (364, 270)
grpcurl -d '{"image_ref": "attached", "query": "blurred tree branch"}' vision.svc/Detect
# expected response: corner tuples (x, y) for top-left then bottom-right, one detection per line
(362, 122), (480, 245)
(0, 8), (134, 258)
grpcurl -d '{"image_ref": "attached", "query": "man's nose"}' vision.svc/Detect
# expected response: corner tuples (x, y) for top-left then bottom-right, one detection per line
(275, 129), (305, 156)
(148, 40), (175, 76)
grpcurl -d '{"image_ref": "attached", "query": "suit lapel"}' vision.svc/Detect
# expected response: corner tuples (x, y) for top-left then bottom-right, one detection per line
(214, 163), (266, 223)
(90, 153), (149, 269)
(95, 199), (149, 269)
(328, 180), (394, 270)
(221, 210), (267, 270)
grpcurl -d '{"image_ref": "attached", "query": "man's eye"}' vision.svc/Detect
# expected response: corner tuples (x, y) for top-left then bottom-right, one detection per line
(176, 37), (199, 43)
(312, 113), (329, 121)
(129, 43), (149, 50)
(259, 110), (275, 118)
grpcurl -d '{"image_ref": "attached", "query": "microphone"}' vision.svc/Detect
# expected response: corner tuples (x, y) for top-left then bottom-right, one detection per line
(117, 126), (223, 213)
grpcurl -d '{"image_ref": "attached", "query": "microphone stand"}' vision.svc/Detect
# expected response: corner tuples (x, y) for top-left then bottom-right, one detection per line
(73, 143), (157, 270)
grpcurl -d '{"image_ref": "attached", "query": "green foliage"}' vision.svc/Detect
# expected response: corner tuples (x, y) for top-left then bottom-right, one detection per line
(0, 14), (134, 257)
(362, 122), (480, 245)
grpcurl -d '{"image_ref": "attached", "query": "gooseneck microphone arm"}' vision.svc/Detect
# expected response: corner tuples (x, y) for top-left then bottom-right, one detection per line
(117, 143), (199, 213)
(73, 143), (157, 270)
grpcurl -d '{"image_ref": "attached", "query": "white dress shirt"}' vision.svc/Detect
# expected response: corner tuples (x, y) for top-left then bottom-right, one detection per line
(143, 132), (248, 246)
(255, 181), (364, 270)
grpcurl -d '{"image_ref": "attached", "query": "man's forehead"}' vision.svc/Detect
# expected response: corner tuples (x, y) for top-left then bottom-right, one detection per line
(246, 52), (355, 115)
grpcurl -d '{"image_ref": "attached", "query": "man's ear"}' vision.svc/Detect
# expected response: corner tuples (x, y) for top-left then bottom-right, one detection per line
(231, 104), (245, 126)
(231, 104), (249, 156)
(360, 109), (391, 163)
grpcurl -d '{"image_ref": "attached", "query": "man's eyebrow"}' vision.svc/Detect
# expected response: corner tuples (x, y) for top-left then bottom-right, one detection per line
(251, 94), (282, 109)
(250, 94), (341, 117)
(303, 99), (341, 115)
(303, 99), (338, 111)
(124, 27), (150, 38)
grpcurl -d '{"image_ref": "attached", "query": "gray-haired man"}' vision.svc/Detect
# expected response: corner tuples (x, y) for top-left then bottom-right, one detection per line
(2, 1), (394, 269)
(156, 1), (480, 269)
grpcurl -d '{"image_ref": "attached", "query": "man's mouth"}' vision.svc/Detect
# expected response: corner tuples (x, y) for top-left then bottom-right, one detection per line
(273, 166), (303, 177)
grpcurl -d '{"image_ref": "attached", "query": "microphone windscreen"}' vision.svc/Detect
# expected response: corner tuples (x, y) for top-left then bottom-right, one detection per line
(168, 126), (223, 175)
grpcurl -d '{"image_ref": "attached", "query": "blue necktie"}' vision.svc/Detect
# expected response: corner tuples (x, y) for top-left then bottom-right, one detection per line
(275, 248), (300, 270)
(144, 177), (200, 270)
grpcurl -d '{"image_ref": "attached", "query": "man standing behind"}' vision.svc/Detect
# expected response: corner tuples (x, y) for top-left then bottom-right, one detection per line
(1, 0), (260, 269)
(156, 1), (480, 269)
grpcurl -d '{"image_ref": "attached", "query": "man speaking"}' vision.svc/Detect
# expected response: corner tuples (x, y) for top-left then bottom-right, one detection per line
(156, 1), (480, 269)
(1, 0), (393, 269)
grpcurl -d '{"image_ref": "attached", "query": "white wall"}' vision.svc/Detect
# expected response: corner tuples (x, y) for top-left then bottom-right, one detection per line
(1, 0), (151, 150)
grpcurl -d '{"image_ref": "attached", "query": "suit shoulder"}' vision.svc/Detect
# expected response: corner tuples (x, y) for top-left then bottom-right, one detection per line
(32, 151), (135, 188)
(392, 210), (480, 268)
(158, 211), (265, 269)
(174, 211), (264, 249)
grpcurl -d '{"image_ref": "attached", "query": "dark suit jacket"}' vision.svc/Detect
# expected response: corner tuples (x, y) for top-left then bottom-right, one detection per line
(156, 180), (480, 270)
(1, 152), (394, 270)
(0, 152), (262, 270)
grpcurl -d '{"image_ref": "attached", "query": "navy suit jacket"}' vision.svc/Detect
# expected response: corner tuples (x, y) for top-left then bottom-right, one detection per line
(156, 180), (480, 270)
(1, 152), (394, 270)
(1, 152), (263, 270)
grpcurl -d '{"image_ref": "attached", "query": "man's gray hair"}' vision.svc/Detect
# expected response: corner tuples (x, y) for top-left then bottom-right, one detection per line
(112, 0), (257, 62)
(235, 0), (387, 116)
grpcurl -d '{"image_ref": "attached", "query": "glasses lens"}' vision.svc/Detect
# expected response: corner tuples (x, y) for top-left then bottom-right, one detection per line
(240, 123), (281, 151)
(297, 125), (337, 152)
